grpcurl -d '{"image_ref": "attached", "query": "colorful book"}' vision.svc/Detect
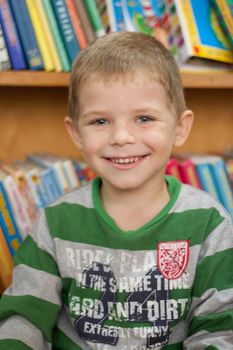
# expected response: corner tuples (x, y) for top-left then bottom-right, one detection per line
(83, 0), (106, 37)
(121, 0), (162, 35)
(41, 0), (70, 71)
(9, 0), (44, 70)
(106, 0), (126, 32)
(0, 225), (13, 293)
(65, 0), (88, 49)
(0, 21), (11, 70)
(51, 0), (80, 63)
(177, 157), (202, 189)
(165, 157), (182, 181)
(173, 0), (233, 65)
(73, 0), (96, 44)
(207, 155), (233, 219)
(0, 0), (26, 70)
(0, 168), (32, 239)
(34, 0), (62, 72)
(211, 0), (233, 47)
(96, 0), (111, 33)
(25, 0), (55, 71)
(0, 178), (22, 256)
(190, 155), (220, 201)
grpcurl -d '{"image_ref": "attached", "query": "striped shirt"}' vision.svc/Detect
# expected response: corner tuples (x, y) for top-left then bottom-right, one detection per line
(0, 176), (233, 350)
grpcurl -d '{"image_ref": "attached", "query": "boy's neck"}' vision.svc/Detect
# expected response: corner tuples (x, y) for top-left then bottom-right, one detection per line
(100, 177), (170, 231)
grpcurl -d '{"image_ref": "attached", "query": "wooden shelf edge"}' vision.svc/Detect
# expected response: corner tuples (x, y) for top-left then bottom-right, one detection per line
(0, 70), (233, 88)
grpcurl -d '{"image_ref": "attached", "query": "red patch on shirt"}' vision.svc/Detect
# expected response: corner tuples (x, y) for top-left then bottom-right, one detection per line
(157, 240), (190, 280)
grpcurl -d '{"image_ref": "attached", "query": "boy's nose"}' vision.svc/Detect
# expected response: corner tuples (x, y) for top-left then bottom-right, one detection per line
(110, 125), (136, 146)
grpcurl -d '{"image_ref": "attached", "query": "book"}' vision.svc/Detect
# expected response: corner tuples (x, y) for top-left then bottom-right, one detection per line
(172, 0), (233, 65)
(211, 0), (233, 47)
(0, 178), (22, 256)
(51, 0), (80, 63)
(27, 153), (71, 194)
(96, 0), (111, 33)
(73, 0), (96, 44)
(165, 157), (182, 181)
(177, 156), (202, 189)
(106, 0), (126, 32)
(0, 168), (33, 239)
(27, 154), (63, 200)
(9, 0), (44, 70)
(0, 0), (27, 70)
(0, 21), (11, 70)
(13, 159), (48, 209)
(25, 0), (54, 71)
(0, 162), (38, 225)
(0, 225), (13, 293)
(34, 0), (62, 72)
(190, 155), (221, 201)
(121, 0), (162, 35)
(83, 0), (106, 37)
(206, 155), (233, 219)
(65, 0), (88, 49)
(41, 0), (70, 71)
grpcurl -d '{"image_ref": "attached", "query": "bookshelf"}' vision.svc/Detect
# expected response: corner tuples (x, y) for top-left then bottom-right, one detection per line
(1, 70), (233, 162)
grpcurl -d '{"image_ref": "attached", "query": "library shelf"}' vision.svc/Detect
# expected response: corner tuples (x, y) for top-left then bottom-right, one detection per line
(0, 70), (233, 88)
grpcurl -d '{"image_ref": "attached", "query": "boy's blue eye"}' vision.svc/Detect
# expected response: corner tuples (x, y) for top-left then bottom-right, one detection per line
(92, 119), (109, 125)
(137, 116), (154, 123)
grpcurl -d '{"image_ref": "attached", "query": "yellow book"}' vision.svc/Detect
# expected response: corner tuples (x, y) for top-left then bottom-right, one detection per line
(25, 0), (54, 71)
(35, 0), (62, 72)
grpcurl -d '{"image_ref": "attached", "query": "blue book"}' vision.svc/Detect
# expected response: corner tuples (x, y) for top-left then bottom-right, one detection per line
(9, 0), (44, 70)
(27, 154), (62, 201)
(51, 0), (80, 63)
(190, 155), (220, 201)
(0, 0), (26, 70)
(0, 180), (22, 256)
(207, 156), (233, 220)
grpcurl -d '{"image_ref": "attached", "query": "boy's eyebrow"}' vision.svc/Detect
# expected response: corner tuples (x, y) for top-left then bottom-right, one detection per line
(81, 107), (162, 119)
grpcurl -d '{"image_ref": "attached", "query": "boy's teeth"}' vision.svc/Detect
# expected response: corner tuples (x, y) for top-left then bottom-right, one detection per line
(111, 157), (140, 164)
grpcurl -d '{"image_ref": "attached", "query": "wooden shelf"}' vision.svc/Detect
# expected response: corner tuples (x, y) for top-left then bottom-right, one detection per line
(0, 70), (233, 88)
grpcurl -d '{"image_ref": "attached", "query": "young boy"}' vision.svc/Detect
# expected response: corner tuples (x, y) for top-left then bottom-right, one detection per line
(0, 32), (233, 350)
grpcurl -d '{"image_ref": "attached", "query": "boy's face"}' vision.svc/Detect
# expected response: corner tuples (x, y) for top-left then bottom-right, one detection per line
(66, 72), (193, 193)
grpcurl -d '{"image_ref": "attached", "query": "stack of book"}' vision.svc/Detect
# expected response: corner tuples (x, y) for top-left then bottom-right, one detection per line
(0, 0), (233, 72)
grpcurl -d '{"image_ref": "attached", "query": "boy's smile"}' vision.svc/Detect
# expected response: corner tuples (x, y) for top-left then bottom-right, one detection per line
(66, 72), (192, 195)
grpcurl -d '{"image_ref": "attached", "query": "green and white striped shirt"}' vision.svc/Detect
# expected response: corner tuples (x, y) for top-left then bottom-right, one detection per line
(0, 176), (233, 350)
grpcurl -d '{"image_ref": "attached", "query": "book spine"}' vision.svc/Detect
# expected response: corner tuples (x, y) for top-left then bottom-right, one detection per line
(210, 159), (233, 219)
(25, 0), (54, 71)
(195, 163), (220, 201)
(106, 0), (126, 32)
(9, 0), (44, 70)
(41, 168), (62, 202)
(0, 225), (13, 293)
(3, 175), (32, 239)
(178, 159), (202, 189)
(65, 0), (88, 49)
(83, 0), (106, 37)
(211, 0), (233, 46)
(25, 169), (47, 209)
(42, 0), (70, 71)
(165, 158), (182, 181)
(0, 21), (11, 70)
(34, 0), (62, 72)
(63, 159), (80, 190)
(0, 0), (26, 70)
(51, 0), (80, 63)
(73, 0), (95, 44)
(0, 180), (22, 256)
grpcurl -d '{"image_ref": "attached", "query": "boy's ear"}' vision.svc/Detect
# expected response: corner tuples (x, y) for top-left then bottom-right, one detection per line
(174, 109), (194, 147)
(64, 116), (83, 150)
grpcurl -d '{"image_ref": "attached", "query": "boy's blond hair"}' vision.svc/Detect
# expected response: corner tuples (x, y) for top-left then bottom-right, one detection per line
(68, 31), (186, 120)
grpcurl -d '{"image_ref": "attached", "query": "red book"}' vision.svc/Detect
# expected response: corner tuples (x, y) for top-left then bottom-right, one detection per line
(178, 158), (202, 189)
(166, 157), (182, 181)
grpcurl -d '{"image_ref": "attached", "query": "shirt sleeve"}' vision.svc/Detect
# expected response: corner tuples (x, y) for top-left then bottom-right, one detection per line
(184, 212), (233, 349)
(0, 211), (62, 350)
